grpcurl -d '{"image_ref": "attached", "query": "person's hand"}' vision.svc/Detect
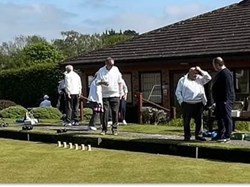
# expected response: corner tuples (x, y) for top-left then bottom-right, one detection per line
(101, 79), (109, 86)
(123, 94), (127, 101)
(68, 94), (71, 99)
(102, 81), (109, 86)
(195, 66), (202, 72)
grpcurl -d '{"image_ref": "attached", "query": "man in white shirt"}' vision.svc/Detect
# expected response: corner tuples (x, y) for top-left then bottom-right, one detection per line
(39, 95), (52, 108)
(95, 57), (123, 135)
(64, 65), (82, 126)
(175, 66), (211, 141)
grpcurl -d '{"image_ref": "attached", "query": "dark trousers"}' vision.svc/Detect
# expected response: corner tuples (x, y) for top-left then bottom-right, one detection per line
(214, 101), (233, 139)
(58, 92), (66, 114)
(119, 98), (126, 121)
(65, 94), (80, 123)
(89, 101), (103, 127)
(108, 108), (112, 121)
(102, 97), (120, 132)
(182, 102), (204, 139)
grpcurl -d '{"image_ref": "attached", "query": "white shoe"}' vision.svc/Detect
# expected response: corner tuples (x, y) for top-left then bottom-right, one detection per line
(74, 122), (80, 126)
(122, 120), (127, 125)
(107, 121), (112, 127)
(63, 122), (72, 126)
(89, 126), (97, 131)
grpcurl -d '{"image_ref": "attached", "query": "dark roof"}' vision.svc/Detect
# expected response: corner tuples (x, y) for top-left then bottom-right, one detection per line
(63, 0), (250, 65)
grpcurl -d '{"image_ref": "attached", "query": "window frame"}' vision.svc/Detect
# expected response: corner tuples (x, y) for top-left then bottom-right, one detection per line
(139, 71), (162, 104)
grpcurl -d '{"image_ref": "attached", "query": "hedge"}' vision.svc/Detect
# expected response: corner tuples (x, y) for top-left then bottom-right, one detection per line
(0, 63), (63, 107)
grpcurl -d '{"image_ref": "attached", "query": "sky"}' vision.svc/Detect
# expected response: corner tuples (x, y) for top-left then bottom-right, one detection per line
(0, 0), (241, 43)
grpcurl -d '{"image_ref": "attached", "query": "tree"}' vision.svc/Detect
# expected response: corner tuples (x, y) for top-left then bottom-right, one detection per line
(0, 29), (139, 70)
(23, 41), (64, 64)
(0, 35), (52, 70)
(53, 29), (139, 59)
(101, 29), (139, 47)
(53, 30), (103, 59)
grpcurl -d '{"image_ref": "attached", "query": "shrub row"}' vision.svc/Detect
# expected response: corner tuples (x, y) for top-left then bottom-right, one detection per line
(0, 105), (93, 121)
(0, 63), (63, 107)
(0, 105), (62, 119)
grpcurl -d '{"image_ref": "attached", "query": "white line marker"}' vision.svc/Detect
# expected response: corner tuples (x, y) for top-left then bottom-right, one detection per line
(57, 141), (62, 147)
(69, 143), (73, 149)
(63, 142), (67, 148)
(87, 144), (92, 151)
(75, 144), (79, 150)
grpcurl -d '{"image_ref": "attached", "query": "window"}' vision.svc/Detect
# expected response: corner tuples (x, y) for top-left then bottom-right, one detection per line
(140, 72), (162, 103)
(234, 69), (249, 94)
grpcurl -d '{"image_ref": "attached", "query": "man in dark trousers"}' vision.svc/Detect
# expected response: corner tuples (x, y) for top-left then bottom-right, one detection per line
(64, 65), (82, 126)
(175, 66), (212, 141)
(95, 57), (123, 136)
(212, 57), (235, 142)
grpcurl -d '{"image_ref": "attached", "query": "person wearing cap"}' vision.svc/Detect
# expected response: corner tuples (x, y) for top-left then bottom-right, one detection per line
(95, 57), (123, 136)
(64, 65), (82, 126)
(175, 66), (211, 141)
(39, 95), (52, 108)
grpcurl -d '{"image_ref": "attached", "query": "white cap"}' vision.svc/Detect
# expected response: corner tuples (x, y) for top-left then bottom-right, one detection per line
(44, 95), (49, 99)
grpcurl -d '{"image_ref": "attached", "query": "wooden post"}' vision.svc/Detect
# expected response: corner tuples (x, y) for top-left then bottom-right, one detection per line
(79, 95), (88, 122)
(171, 107), (176, 119)
(80, 98), (84, 121)
(138, 92), (143, 124)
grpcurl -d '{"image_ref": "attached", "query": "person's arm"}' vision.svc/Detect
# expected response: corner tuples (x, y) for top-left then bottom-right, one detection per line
(57, 82), (61, 94)
(64, 75), (71, 98)
(95, 69), (109, 86)
(78, 75), (82, 96)
(196, 66), (212, 85)
(49, 100), (52, 107)
(122, 80), (128, 100)
(175, 77), (184, 106)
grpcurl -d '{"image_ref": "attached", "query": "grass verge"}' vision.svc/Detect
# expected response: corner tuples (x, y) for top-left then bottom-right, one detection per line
(0, 138), (250, 183)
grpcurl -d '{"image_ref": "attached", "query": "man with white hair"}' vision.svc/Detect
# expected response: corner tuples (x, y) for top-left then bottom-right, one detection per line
(64, 65), (82, 126)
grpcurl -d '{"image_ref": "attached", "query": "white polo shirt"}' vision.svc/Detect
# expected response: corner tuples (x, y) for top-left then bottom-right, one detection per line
(96, 65), (122, 98)
(65, 71), (82, 95)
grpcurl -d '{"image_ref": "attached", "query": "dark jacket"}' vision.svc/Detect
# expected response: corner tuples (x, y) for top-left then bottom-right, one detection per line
(212, 68), (235, 103)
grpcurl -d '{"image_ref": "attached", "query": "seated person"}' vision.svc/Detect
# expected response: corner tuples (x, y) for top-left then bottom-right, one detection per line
(39, 95), (52, 108)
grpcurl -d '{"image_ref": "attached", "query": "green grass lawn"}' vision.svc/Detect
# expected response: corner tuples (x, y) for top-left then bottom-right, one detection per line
(0, 138), (250, 183)
(120, 124), (184, 135)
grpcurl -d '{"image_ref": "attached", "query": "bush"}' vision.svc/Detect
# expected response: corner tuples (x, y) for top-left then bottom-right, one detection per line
(83, 108), (92, 121)
(141, 107), (169, 125)
(235, 121), (250, 131)
(0, 63), (62, 107)
(0, 100), (17, 110)
(0, 105), (27, 118)
(30, 107), (62, 119)
(167, 118), (195, 128)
